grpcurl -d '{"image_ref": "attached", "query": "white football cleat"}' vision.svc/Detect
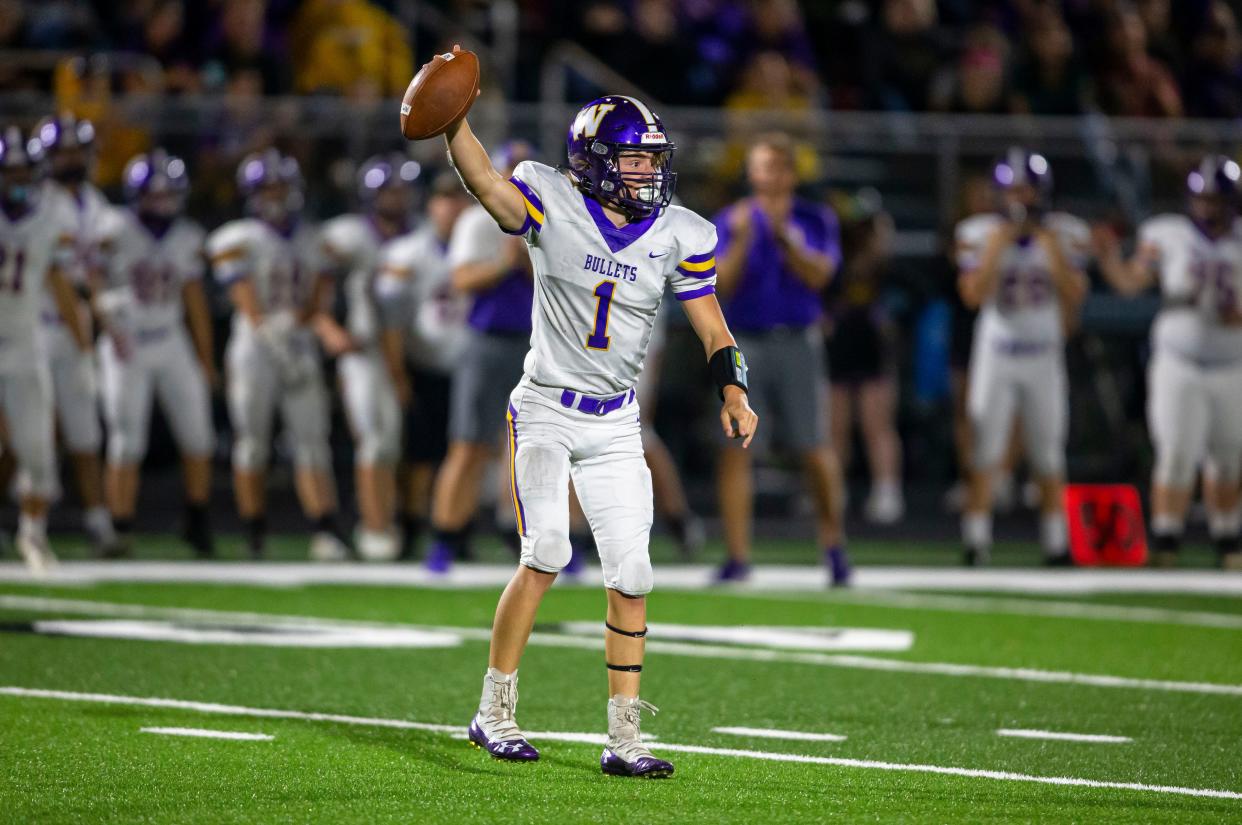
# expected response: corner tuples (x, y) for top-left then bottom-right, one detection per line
(17, 531), (58, 575)
(309, 531), (350, 562)
(356, 528), (399, 562)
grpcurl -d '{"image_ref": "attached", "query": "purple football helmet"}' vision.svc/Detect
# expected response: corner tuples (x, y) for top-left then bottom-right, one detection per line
(566, 95), (676, 218)
(993, 147), (1053, 197)
(1187, 155), (1240, 198)
(237, 148), (304, 224)
(36, 113), (95, 186)
(123, 148), (189, 202)
(356, 153), (421, 202)
(35, 112), (95, 154)
(0, 125), (45, 214)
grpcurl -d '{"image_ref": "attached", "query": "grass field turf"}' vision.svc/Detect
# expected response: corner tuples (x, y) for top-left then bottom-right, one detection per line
(1, 536), (1240, 823)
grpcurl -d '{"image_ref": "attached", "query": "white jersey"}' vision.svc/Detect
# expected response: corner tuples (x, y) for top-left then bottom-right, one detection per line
(1138, 214), (1242, 365)
(378, 224), (470, 373)
(94, 208), (205, 338)
(40, 181), (109, 327)
(320, 213), (389, 347)
(956, 212), (1090, 349)
(207, 218), (323, 319)
(508, 160), (717, 395)
(0, 190), (77, 373)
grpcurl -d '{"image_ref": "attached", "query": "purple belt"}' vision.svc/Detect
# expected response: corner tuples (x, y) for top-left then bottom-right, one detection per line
(560, 388), (636, 416)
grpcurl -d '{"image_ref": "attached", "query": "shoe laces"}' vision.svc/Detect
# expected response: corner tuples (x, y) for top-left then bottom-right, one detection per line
(610, 698), (659, 759)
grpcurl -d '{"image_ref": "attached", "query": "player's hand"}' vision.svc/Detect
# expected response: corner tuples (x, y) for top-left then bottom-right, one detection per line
(721, 385), (758, 449)
(320, 324), (357, 357)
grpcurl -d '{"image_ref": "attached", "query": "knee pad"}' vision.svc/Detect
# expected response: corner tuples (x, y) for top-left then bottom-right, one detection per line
(14, 460), (56, 500)
(1153, 449), (1199, 489)
(1211, 454), (1242, 486)
(608, 550), (654, 597)
(106, 428), (147, 465)
(522, 529), (572, 573)
(293, 439), (331, 470)
(357, 423), (400, 467)
(232, 435), (269, 471)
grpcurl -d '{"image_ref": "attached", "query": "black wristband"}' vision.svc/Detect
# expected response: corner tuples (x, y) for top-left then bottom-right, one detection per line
(709, 345), (749, 400)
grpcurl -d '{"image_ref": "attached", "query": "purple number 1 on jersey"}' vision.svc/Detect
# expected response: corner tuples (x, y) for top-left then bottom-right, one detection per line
(585, 281), (614, 350)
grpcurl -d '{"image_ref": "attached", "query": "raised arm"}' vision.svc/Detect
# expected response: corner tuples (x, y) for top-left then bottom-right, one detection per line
(680, 294), (759, 449)
(441, 60), (527, 233)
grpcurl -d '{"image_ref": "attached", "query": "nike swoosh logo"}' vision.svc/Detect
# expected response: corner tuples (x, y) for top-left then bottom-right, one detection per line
(648, 251), (668, 258)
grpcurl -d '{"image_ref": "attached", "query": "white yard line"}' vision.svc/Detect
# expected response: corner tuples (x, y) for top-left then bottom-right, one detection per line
(996, 728), (1132, 744)
(712, 726), (847, 742)
(3, 595), (1241, 697)
(140, 726), (274, 741)
(1, 686), (1237, 802)
(0, 561), (1240, 595)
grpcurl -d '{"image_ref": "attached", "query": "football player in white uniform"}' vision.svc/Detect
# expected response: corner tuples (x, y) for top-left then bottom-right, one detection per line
(94, 150), (217, 557)
(956, 149), (1088, 566)
(1095, 155), (1242, 569)
(208, 149), (350, 561)
(374, 172), (472, 560)
(34, 113), (117, 553)
(315, 154), (421, 561)
(0, 126), (94, 571)
(437, 64), (757, 777)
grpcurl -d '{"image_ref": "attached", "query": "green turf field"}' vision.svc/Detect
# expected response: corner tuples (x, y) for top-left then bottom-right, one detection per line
(1, 536), (1240, 823)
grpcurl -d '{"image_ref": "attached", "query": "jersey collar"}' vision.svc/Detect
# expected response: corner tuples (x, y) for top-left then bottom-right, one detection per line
(581, 193), (660, 254)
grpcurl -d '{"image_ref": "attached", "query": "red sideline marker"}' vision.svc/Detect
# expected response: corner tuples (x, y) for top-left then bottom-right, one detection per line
(1063, 484), (1147, 567)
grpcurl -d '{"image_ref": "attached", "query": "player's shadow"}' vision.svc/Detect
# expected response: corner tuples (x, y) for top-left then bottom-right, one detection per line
(328, 725), (600, 777)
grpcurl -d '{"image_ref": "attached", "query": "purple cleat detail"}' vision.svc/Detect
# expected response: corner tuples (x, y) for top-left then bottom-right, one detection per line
(425, 541), (454, 574)
(714, 558), (751, 583)
(600, 748), (674, 778)
(825, 545), (852, 587)
(468, 716), (539, 761)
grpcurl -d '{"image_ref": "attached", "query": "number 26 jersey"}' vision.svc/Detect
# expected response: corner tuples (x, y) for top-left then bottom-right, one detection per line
(507, 160), (717, 396)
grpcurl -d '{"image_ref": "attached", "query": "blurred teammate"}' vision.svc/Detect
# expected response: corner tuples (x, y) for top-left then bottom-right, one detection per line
(442, 78), (755, 777)
(713, 134), (849, 585)
(94, 150), (216, 556)
(374, 171), (472, 559)
(34, 113), (117, 553)
(317, 154), (420, 561)
(0, 126), (92, 571)
(424, 143), (536, 571)
(956, 148), (1089, 566)
(208, 149), (350, 560)
(1095, 155), (1242, 569)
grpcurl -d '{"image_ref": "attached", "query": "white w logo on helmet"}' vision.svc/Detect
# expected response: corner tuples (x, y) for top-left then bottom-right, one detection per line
(571, 104), (617, 140)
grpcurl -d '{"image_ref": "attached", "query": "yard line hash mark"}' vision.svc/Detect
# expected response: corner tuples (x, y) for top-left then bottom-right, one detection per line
(1, 687), (1237, 802)
(140, 726), (274, 741)
(996, 728), (1133, 744)
(4, 595), (1241, 697)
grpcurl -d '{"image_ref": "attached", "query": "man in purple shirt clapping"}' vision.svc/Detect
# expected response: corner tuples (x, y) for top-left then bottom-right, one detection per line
(714, 134), (851, 585)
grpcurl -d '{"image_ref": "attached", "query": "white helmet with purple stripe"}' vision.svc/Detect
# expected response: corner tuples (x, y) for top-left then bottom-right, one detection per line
(566, 95), (676, 219)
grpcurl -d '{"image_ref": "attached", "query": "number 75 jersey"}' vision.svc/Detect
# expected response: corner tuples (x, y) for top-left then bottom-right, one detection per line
(507, 160), (717, 396)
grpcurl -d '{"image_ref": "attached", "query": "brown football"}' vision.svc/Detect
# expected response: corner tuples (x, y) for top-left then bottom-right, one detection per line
(399, 49), (480, 140)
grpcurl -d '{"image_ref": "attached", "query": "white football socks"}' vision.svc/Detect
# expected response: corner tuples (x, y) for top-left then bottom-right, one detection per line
(1040, 512), (1068, 557)
(962, 512), (992, 549)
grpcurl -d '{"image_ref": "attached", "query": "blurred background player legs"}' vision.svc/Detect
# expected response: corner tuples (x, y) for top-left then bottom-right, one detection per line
(713, 135), (848, 585)
(1, 371), (58, 573)
(427, 145), (535, 572)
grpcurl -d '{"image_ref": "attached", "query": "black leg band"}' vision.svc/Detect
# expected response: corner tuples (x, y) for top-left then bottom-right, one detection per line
(606, 663), (643, 672)
(605, 621), (648, 638)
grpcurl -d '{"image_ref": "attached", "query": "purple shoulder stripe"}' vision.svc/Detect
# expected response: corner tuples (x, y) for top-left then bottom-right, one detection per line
(509, 176), (544, 216)
(675, 284), (716, 301)
(682, 250), (714, 265)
